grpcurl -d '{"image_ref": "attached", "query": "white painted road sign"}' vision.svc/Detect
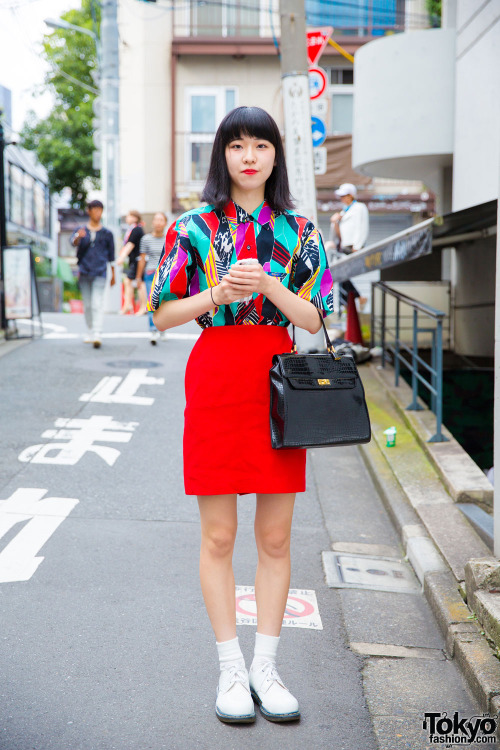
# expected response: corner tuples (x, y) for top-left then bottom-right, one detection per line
(0, 488), (79, 583)
(311, 116), (327, 147)
(235, 585), (323, 629)
(314, 147), (327, 175)
(308, 66), (328, 100)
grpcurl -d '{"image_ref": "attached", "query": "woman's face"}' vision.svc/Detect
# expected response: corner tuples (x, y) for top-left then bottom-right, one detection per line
(152, 213), (167, 234)
(125, 213), (137, 225)
(225, 135), (276, 197)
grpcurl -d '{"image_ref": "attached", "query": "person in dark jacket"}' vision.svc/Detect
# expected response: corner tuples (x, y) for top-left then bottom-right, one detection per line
(71, 199), (115, 348)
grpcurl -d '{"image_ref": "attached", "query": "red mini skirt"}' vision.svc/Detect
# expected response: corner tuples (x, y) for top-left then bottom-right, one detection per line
(183, 325), (306, 496)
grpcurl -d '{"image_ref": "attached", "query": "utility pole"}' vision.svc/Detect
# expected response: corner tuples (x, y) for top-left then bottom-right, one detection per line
(0, 119), (7, 330)
(279, 0), (317, 225)
(100, 0), (120, 241)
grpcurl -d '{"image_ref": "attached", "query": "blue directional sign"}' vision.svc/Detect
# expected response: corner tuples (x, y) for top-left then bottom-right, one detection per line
(311, 116), (327, 148)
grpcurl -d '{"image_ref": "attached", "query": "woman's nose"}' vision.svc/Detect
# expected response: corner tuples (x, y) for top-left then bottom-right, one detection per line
(243, 148), (257, 163)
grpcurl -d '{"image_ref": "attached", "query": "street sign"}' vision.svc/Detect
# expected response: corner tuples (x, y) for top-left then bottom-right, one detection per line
(311, 97), (328, 118)
(306, 27), (333, 67)
(311, 116), (327, 148)
(313, 147), (327, 175)
(308, 67), (328, 100)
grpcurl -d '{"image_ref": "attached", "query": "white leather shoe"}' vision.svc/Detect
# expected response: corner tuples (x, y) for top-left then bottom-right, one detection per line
(215, 664), (256, 723)
(249, 661), (300, 722)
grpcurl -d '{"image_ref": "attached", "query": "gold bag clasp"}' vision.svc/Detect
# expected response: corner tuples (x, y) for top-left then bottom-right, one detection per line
(318, 379), (331, 385)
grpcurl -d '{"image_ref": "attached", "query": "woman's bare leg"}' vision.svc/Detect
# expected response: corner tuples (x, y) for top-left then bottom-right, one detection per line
(120, 277), (133, 313)
(135, 280), (147, 315)
(254, 493), (296, 636)
(197, 494), (238, 642)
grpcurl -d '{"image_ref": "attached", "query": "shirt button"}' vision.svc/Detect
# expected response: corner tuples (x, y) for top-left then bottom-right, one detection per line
(246, 245), (251, 250)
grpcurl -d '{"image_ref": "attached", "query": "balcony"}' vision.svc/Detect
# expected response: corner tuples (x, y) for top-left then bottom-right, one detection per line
(173, 0), (279, 55)
(352, 29), (455, 181)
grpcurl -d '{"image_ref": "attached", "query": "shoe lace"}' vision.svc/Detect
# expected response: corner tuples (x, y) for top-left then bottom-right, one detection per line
(224, 664), (248, 687)
(260, 661), (281, 685)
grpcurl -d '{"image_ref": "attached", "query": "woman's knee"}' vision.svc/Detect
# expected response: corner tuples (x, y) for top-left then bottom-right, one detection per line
(256, 526), (291, 559)
(201, 524), (237, 559)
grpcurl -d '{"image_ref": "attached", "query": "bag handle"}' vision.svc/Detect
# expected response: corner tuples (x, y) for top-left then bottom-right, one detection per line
(291, 309), (340, 359)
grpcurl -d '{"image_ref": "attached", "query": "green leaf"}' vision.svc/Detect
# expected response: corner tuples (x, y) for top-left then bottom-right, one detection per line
(18, 0), (100, 208)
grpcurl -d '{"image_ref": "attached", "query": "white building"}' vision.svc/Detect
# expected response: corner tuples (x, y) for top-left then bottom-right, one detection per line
(350, 0), (499, 358)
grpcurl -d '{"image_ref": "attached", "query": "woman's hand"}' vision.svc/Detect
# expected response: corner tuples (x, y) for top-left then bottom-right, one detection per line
(331, 212), (342, 224)
(212, 262), (272, 305)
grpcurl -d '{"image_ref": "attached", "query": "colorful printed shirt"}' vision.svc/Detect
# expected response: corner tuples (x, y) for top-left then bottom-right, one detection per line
(146, 199), (334, 328)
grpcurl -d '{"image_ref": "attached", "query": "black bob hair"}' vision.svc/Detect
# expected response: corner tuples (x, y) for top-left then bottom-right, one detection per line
(201, 106), (294, 213)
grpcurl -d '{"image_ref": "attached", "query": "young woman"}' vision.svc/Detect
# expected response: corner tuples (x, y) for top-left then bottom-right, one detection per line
(148, 106), (334, 724)
(136, 212), (168, 344)
(116, 210), (146, 315)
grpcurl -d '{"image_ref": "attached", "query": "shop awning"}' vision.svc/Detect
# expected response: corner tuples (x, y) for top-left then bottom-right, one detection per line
(328, 217), (435, 283)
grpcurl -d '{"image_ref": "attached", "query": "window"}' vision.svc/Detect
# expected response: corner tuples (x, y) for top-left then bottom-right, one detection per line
(9, 164), (24, 226)
(305, 0), (400, 36)
(185, 87), (238, 187)
(325, 67), (354, 134)
(328, 68), (354, 85)
(191, 0), (260, 37)
(331, 93), (354, 134)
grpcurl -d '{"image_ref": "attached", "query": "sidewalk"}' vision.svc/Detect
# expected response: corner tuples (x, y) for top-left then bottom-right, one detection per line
(347, 359), (500, 742)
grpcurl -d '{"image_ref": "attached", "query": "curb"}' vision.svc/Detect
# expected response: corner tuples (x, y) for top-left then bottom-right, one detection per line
(359, 414), (500, 721)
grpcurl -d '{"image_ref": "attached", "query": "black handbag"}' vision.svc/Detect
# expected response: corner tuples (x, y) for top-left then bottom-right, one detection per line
(269, 311), (371, 449)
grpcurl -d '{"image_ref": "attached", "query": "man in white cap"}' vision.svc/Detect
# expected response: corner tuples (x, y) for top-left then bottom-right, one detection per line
(325, 183), (369, 308)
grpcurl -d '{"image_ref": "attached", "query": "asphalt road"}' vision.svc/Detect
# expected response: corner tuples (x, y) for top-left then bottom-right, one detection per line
(0, 311), (488, 750)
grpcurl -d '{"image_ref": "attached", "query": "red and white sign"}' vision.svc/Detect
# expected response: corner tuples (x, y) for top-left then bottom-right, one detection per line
(308, 66), (328, 100)
(306, 27), (333, 67)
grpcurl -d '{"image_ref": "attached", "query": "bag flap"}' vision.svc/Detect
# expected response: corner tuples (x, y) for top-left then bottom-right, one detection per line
(274, 353), (357, 390)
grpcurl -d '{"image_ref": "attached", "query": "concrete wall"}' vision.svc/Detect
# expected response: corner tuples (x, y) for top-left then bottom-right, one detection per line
(452, 1), (500, 212)
(118, 0), (172, 217)
(451, 236), (496, 357)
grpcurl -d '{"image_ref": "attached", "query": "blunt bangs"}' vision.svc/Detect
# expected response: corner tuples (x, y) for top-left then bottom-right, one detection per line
(219, 106), (280, 149)
(201, 106), (294, 214)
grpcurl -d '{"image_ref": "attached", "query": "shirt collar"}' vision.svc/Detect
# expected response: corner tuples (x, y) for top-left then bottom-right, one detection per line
(223, 199), (274, 226)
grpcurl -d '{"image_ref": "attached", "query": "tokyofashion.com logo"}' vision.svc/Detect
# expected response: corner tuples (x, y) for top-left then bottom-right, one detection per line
(423, 712), (498, 745)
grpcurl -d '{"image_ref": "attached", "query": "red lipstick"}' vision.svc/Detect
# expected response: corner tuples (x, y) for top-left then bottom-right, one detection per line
(242, 169), (257, 174)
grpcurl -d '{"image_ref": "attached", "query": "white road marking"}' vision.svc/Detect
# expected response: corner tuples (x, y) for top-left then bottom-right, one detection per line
(16, 319), (68, 333)
(0, 488), (78, 583)
(235, 585), (323, 629)
(42, 331), (201, 340)
(18, 416), (138, 466)
(80, 368), (165, 405)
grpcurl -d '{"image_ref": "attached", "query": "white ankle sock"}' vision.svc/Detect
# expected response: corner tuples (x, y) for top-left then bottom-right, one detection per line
(216, 636), (245, 671)
(251, 632), (280, 670)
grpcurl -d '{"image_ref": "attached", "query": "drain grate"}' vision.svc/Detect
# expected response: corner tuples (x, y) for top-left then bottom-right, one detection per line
(322, 551), (420, 594)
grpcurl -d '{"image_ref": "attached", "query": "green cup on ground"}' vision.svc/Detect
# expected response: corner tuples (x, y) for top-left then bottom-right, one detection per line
(383, 426), (397, 447)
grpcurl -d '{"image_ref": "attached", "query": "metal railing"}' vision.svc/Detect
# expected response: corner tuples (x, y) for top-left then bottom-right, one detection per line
(371, 281), (449, 443)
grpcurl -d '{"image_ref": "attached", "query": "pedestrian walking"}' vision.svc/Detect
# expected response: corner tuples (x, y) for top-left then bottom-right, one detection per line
(71, 199), (115, 349)
(148, 106), (334, 724)
(116, 210), (146, 315)
(325, 183), (369, 309)
(136, 212), (168, 345)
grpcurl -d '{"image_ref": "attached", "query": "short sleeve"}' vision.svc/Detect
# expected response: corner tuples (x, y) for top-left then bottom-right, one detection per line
(291, 222), (334, 318)
(146, 218), (195, 312)
(129, 226), (143, 248)
(107, 230), (115, 262)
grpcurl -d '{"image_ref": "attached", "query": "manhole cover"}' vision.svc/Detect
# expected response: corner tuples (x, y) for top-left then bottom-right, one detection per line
(322, 551), (420, 593)
(106, 360), (162, 368)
